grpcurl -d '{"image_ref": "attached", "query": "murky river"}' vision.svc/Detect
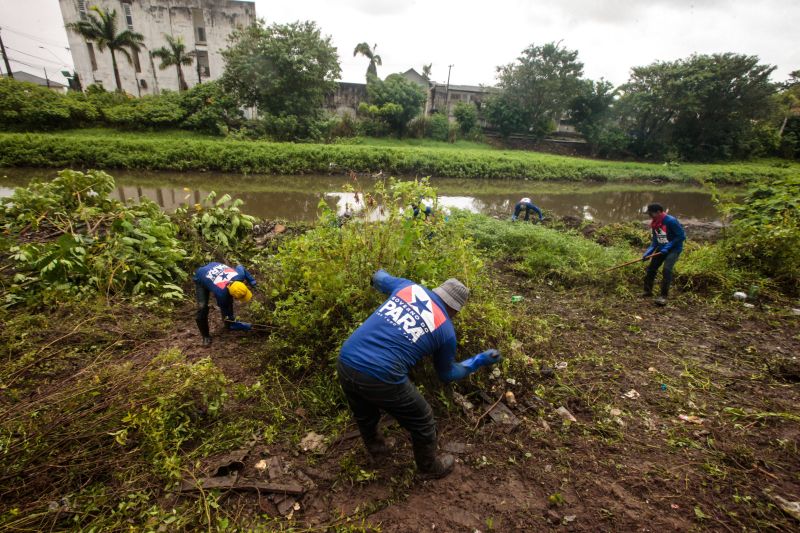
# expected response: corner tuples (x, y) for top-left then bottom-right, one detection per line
(0, 169), (727, 223)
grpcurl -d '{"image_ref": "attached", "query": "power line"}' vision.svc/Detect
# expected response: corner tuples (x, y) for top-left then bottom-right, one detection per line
(0, 25), (70, 49)
(5, 46), (70, 67)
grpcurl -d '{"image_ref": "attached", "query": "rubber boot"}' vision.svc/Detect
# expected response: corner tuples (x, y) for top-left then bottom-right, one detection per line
(363, 433), (393, 462)
(412, 440), (454, 480)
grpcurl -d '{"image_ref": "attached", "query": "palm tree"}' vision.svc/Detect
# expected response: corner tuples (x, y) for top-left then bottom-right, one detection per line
(66, 6), (144, 93)
(422, 63), (432, 81)
(353, 42), (382, 80)
(151, 35), (195, 91)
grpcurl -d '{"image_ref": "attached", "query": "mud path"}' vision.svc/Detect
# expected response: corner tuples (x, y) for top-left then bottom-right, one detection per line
(174, 267), (799, 532)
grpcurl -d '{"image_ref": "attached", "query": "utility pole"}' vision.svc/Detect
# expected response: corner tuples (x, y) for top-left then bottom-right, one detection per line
(0, 28), (14, 79)
(43, 66), (50, 88)
(445, 64), (454, 118)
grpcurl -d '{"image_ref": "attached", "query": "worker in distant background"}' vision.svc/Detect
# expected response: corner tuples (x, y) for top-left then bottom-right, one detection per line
(193, 262), (257, 345)
(338, 270), (501, 479)
(511, 197), (543, 222)
(642, 203), (685, 306)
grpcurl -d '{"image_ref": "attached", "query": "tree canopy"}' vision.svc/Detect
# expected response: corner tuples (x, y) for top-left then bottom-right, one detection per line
(151, 35), (195, 91)
(362, 73), (426, 135)
(619, 53), (777, 160)
(65, 6), (144, 92)
(221, 20), (340, 127)
(486, 42), (584, 138)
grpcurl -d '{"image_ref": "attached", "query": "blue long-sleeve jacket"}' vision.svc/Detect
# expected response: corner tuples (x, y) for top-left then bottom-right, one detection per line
(644, 215), (686, 257)
(339, 270), (478, 384)
(513, 201), (543, 221)
(193, 262), (256, 322)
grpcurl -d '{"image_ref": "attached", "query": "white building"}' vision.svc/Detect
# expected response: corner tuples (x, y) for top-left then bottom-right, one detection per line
(58, 0), (255, 95)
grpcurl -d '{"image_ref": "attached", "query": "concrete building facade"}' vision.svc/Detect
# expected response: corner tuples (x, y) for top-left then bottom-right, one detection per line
(58, 0), (255, 95)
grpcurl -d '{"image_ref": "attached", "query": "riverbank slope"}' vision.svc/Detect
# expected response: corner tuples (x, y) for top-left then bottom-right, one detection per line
(1, 130), (797, 184)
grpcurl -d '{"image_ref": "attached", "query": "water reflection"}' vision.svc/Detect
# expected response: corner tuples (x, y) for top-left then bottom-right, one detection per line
(0, 170), (724, 223)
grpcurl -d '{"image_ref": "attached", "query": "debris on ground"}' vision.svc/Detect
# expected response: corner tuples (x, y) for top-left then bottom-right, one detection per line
(452, 391), (475, 412)
(178, 474), (304, 496)
(299, 431), (327, 454)
(677, 414), (706, 425)
(442, 442), (472, 454)
(763, 490), (800, 521)
(204, 448), (250, 477)
(556, 406), (577, 423)
(733, 291), (748, 300)
(623, 389), (640, 400)
(504, 391), (517, 406)
(555, 361), (568, 370)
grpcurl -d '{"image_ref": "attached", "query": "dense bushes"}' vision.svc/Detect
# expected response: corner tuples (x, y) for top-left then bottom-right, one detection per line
(0, 78), (242, 135)
(0, 169), (255, 306)
(2, 130), (798, 184)
(721, 175), (800, 294)
(253, 179), (510, 371)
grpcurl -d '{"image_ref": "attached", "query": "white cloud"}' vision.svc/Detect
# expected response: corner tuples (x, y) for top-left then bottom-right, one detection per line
(1, 0), (797, 88)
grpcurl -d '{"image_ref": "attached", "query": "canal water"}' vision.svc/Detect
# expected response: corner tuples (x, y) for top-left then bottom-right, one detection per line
(0, 169), (726, 223)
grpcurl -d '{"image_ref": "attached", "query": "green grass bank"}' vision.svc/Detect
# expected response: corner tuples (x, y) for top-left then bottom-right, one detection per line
(1, 130), (798, 184)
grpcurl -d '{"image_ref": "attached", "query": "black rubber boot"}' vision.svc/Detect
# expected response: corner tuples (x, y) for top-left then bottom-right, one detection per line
(412, 441), (454, 480)
(363, 433), (393, 462)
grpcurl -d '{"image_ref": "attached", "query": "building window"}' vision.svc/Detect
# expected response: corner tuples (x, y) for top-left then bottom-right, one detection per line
(192, 9), (206, 44)
(195, 50), (210, 78)
(122, 3), (134, 30)
(87, 42), (97, 71)
(132, 50), (141, 73)
(77, 0), (87, 20)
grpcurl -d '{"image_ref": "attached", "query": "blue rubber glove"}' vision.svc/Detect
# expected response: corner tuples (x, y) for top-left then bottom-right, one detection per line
(460, 349), (502, 373)
(511, 215), (518, 221)
(642, 247), (655, 261)
(229, 321), (252, 331)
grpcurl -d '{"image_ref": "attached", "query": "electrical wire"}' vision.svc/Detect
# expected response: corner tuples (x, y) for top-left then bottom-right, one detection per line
(5, 46), (71, 68)
(0, 25), (70, 49)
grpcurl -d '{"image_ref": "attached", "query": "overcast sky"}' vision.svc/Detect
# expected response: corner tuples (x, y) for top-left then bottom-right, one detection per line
(1, 0), (798, 87)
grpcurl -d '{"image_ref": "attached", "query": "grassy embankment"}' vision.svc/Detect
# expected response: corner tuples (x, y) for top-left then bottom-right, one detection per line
(1, 129), (798, 184)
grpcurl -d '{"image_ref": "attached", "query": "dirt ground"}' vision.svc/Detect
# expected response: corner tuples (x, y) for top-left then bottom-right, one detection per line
(166, 264), (800, 532)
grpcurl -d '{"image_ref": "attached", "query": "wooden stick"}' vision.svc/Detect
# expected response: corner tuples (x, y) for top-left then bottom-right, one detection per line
(601, 252), (661, 274)
(473, 393), (505, 431)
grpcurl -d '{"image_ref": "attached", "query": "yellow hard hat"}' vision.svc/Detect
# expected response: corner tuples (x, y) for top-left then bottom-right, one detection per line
(228, 281), (252, 302)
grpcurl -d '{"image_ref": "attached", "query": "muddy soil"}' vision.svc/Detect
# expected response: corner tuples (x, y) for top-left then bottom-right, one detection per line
(171, 264), (800, 532)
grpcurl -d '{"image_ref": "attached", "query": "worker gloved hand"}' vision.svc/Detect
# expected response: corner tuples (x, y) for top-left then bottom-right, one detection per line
(228, 321), (252, 331)
(460, 349), (502, 374)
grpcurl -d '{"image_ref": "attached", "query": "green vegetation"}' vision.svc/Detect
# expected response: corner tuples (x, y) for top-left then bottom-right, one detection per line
(3, 130), (799, 184)
(221, 20), (341, 140)
(1, 170), (797, 530)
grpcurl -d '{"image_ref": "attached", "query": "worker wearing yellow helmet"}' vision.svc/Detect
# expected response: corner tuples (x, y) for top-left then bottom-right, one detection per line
(193, 262), (257, 346)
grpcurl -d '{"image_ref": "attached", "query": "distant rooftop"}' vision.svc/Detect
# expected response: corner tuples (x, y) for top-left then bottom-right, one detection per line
(9, 71), (67, 89)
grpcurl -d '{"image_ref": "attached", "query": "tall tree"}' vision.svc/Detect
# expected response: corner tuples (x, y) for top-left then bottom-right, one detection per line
(570, 79), (625, 157)
(486, 42), (584, 138)
(364, 73), (426, 135)
(66, 6), (144, 93)
(422, 63), (432, 81)
(221, 21), (340, 138)
(151, 35), (195, 91)
(619, 53), (777, 160)
(353, 42), (382, 80)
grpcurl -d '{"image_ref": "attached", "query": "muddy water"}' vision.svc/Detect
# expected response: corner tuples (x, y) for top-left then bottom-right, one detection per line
(0, 169), (726, 223)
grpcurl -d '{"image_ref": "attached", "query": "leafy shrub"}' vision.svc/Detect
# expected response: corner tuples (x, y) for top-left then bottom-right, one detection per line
(721, 175), (800, 294)
(103, 92), (186, 129)
(457, 211), (632, 285)
(453, 102), (479, 136)
(429, 113), (450, 142)
(0, 77), (71, 129)
(173, 191), (256, 260)
(255, 178), (500, 371)
(1, 169), (187, 305)
(179, 80), (243, 135)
